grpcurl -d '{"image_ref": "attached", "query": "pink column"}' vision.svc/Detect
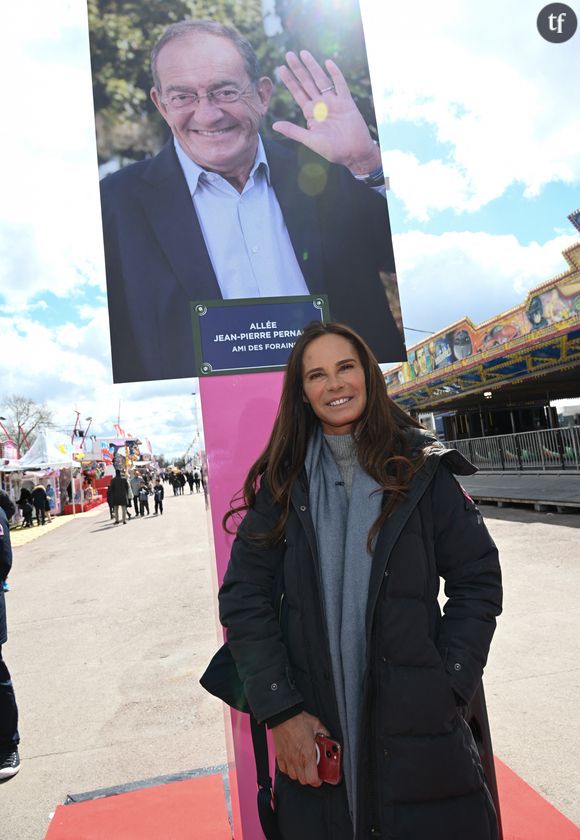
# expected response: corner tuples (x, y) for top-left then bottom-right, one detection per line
(199, 372), (285, 840)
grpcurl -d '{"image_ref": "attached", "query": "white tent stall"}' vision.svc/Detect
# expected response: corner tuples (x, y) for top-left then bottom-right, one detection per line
(1, 432), (83, 518)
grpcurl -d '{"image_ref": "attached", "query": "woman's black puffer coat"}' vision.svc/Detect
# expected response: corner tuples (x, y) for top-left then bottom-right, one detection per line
(219, 436), (503, 840)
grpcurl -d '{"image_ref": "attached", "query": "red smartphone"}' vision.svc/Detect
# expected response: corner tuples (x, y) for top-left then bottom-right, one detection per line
(315, 734), (342, 785)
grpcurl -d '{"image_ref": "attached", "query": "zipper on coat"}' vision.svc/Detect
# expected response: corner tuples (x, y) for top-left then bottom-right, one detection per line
(364, 462), (440, 650)
(290, 489), (332, 653)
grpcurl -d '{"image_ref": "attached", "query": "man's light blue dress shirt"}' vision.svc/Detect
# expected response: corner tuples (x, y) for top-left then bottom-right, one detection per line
(174, 138), (310, 299)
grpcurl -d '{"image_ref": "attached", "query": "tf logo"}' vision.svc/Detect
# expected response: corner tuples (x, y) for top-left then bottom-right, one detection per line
(537, 3), (577, 42)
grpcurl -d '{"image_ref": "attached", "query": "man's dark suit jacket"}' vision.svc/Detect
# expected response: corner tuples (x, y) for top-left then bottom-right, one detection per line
(100, 137), (406, 383)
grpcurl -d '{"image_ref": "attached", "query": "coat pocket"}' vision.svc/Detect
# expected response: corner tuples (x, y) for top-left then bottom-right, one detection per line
(380, 662), (458, 737)
(384, 716), (484, 803)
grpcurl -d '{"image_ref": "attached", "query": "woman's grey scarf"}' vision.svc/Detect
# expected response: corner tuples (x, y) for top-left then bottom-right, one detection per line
(304, 425), (383, 824)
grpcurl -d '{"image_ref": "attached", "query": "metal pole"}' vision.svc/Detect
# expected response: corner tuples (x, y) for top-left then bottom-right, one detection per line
(556, 429), (565, 470)
(71, 411), (80, 445)
(515, 434), (523, 470)
(498, 437), (506, 471)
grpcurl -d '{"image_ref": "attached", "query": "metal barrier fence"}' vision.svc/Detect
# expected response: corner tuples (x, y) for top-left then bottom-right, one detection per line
(445, 426), (580, 472)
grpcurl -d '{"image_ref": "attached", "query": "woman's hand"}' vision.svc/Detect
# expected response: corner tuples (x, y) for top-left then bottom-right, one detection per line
(272, 711), (330, 787)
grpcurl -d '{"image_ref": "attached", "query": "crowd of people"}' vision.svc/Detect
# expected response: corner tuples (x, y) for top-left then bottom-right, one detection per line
(15, 484), (55, 528)
(3, 465), (203, 532)
(165, 469), (202, 496)
(106, 468), (203, 525)
(10, 476), (97, 529)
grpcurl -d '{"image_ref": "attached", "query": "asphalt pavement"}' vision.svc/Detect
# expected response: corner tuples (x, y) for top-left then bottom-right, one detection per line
(2, 488), (226, 839)
(1, 494), (578, 838)
(479, 504), (580, 824)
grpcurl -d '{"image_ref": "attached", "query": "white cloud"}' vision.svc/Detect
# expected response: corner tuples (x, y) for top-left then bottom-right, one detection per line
(62, 383), (200, 462)
(78, 304), (106, 321)
(80, 388), (199, 460)
(0, 315), (109, 393)
(0, 299), (49, 315)
(393, 230), (578, 336)
(0, 223), (105, 307)
(119, 378), (200, 402)
(1, 0), (578, 459)
(382, 151), (472, 223)
(362, 0), (580, 219)
(0, 310), (199, 460)
(0, 0), (105, 305)
(2, 0), (82, 40)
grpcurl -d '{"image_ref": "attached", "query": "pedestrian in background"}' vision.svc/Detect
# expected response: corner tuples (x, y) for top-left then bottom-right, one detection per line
(186, 471), (194, 494)
(0, 492), (15, 592)
(31, 483), (47, 526)
(17, 487), (32, 511)
(138, 482), (151, 516)
(16, 488), (31, 527)
(124, 476), (133, 520)
(16, 485), (34, 528)
(153, 479), (164, 515)
(130, 472), (142, 517)
(0, 492), (20, 781)
(45, 484), (55, 522)
(21, 500), (34, 528)
(106, 482), (114, 520)
(193, 469), (201, 493)
(108, 470), (130, 525)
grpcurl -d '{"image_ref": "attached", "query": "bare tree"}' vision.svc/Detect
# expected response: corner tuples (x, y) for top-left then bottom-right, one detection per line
(0, 395), (54, 456)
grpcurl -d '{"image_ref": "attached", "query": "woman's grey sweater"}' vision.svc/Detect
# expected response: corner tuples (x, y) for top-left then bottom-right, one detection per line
(323, 433), (358, 499)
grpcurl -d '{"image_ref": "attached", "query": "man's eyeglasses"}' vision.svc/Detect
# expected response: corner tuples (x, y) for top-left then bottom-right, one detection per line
(161, 83), (254, 111)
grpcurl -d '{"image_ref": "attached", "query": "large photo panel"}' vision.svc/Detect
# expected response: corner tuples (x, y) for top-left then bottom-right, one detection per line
(87, 0), (406, 383)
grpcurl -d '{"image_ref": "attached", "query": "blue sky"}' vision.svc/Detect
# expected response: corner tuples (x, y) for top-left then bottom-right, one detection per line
(0, 0), (578, 456)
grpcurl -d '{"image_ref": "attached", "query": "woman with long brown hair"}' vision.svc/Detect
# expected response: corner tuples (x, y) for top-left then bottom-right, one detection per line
(219, 321), (501, 840)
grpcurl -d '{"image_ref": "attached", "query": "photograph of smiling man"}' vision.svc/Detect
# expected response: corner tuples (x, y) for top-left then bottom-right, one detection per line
(91, 3), (406, 383)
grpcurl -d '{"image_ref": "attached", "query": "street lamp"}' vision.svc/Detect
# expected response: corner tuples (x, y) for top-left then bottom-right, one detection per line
(191, 391), (200, 448)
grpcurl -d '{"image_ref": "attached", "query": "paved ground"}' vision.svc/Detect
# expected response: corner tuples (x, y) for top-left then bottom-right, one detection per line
(479, 505), (580, 824)
(1, 494), (578, 838)
(2, 490), (226, 840)
(10, 508), (94, 549)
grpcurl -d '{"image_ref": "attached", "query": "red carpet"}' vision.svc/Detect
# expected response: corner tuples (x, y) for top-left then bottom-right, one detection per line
(44, 760), (579, 839)
(495, 757), (579, 840)
(44, 775), (231, 840)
